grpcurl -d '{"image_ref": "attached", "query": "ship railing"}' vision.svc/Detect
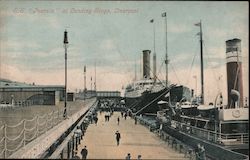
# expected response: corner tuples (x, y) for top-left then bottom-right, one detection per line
(219, 133), (249, 144)
(173, 121), (249, 145)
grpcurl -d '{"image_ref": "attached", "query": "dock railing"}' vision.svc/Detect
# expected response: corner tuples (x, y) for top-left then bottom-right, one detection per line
(171, 120), (249, 146)
(0, 110), (63, 158)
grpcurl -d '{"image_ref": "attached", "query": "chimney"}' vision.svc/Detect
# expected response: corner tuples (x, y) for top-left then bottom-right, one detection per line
(226, 38), (243, 108)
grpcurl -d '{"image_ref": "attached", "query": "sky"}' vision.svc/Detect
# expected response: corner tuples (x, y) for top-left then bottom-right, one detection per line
(0, 1), (249, 104)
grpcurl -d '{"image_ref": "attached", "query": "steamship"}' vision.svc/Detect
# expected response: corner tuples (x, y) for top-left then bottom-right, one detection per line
(156, 22), (249, 160)
(124, 50), (190, 115)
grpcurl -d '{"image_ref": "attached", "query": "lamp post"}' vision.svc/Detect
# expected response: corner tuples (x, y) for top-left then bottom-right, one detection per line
(63, 30), (69, 118)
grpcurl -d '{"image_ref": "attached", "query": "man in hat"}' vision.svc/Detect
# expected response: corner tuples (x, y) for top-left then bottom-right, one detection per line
(80, 146), (88, 160)
(115, 130), (121, 146)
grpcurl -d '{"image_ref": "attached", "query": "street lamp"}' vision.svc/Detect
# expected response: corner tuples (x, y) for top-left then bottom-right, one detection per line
(63, 30), (69, 118)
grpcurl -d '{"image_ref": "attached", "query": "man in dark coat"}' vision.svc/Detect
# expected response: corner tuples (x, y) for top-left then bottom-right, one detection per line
(117, 117), (120, 125)
(115, 131), (121, 146)
(81, 146), (88, 160)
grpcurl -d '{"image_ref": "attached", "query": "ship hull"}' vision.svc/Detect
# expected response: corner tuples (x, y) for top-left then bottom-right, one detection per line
(125, 85), (191, 115)
(125, 87), (169, 114)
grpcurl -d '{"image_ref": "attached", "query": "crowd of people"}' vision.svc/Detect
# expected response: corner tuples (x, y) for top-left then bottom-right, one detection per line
(73, 99), (206, 160)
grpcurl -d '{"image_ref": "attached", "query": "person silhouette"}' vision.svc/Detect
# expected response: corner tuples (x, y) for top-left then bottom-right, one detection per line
(115, 130), (121, 146)
(80, 146), (88, 160)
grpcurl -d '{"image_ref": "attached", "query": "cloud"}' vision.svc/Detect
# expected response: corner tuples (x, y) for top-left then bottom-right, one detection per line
(100, 39), (116, 50)
(1, 39), (41, 51)
(169, 24), (192, 34)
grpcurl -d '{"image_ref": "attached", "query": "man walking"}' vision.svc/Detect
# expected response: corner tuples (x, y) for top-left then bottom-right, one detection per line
(81, 146), (88, 160)
(125, 153), (131, 160)
(134, 116), (137, 125)
(117, 117), (120, 125)
(137, 155), (142, 160)
(115, 130), (121, 146)
(124, 113), (127, 120)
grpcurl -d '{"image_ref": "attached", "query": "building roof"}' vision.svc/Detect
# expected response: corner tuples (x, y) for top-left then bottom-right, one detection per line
(0, 79), (64, 91)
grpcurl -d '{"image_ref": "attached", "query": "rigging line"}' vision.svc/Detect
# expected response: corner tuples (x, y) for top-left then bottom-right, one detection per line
(101, 20), (135, 85)
(185, 52), (197, 86)
(203, 41), (220, 92)
(155, 58), (166, 85)
(185, 42), (199, 86)
(157, 59), (165, 76)
(128, 99), (141, 109)
(146, 56), (165, 82)
(170, 63), (181, 84)
(144, 63), (165, 88)
(135, 84), (176, 115)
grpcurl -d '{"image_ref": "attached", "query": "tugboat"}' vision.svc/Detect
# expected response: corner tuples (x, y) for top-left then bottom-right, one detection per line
(156, 22), (249, 160)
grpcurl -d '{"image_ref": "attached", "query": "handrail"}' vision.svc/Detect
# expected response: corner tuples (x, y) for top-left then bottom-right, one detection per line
(173, 120), (249, 144)
(0, 99), (97, 158)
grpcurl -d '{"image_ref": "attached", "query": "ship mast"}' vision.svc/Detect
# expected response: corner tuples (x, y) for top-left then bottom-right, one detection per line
(84, 65), (86, 100)
(150, 19), (157, 82)
(195, 20), (204, 104)
(162, 12), (168, 87)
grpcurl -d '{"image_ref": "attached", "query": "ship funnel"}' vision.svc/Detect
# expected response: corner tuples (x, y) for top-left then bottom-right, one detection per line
(142, 50), (151, 79)
(226, 38), (243, 108)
